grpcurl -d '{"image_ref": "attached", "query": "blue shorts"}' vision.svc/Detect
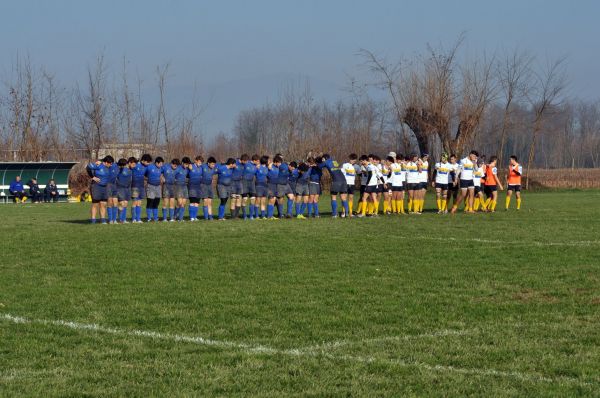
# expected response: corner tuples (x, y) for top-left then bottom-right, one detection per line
(231, 180), (243, 195)
(277, 183), (292, 197)
(131, 185), (146, 200)
(188, 185), (202, 199)
(162, 184), (175, 199)
(217, 184), (231, 199)
(268, 183), (279, 198)
(308, 182), (321, 196)
(174, 184), (188, 199)
(295, 183), (309, 196)
(91, 183), (108, 202)
(255, 183), (268, 198)
(242, 180), (256, 196)
(117, 186), (131, 202)
(107, 182), (118, 198)
(200, 184), (214, 199)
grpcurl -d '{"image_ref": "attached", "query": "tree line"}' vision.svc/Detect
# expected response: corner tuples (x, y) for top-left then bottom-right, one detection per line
(2, 40), (600, 187)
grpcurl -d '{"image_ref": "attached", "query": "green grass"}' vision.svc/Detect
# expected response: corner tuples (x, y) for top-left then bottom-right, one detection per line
(1, 192), (599, 396)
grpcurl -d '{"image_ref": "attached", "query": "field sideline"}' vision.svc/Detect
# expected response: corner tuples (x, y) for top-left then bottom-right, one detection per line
(1, 191), (599, 396)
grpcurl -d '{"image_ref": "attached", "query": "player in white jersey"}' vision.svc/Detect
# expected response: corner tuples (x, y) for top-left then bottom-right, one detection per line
(432, 153), (451, 213)
(340, 153), (358, 217)
(415, 154), (429, 213)
(382, 156), (394, 214)
(451, 150), (478, 214)
(405, 153), (421, 214)
(389, 154), (405, 214)
(472, 160), (486, 211)
(358, 156), (384, 217)
(447, 154), (459, 209)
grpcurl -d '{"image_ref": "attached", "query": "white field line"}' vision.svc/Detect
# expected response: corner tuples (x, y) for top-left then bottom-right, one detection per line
(396, 235), (600, 248)
(299, 328), (475, 353)
(1, 313), (596, 387)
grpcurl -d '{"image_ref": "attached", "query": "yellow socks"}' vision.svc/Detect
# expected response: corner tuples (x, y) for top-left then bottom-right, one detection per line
(506, 197), (511, 209)
(391, 200), (397, 213)
(474, 198), (480, 211)
(408, 199), (413, 212)
(517, 198), (521, 210)
(491, 200), (497, 211)
(399, 199), (405, 214)
(349, 199), (353, 214)
(441, 199), (447, 211)
(374, 201), (380, 214)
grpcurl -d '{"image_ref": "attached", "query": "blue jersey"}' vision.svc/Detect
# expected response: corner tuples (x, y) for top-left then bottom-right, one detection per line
(116, 167), (133, 187)
(288, 169), (299, 185)
(145, 163), (163, 186)
(256, 165), (269, 185)
(188, 163), (203, 187)
(87, 163), (111, 186)
(277, 163), (290, 184)
(9, 180), (24, 192)
(174, 165), (188, 185)
(231, 160), (244, 181)
(309, 166), (322, 183)
(243, 162), (257, 181)
(297, 168), (311, 184)
(200, 164), (216, 185)
(216, 164), (233, 185)
(108, 163), (119, 184)
(267, 165), (279, 183)
(319, 158), (346, 182)
(131, 163), (147, 186)
(162, 165), (177, 185)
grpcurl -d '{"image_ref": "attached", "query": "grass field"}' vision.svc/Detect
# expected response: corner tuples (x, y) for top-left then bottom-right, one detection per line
(1, 191), (599, 396)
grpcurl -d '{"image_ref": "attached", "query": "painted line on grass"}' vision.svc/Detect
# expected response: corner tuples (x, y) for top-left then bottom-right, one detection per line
(399, 235), (600, 248)
(1, 313), (596, 387)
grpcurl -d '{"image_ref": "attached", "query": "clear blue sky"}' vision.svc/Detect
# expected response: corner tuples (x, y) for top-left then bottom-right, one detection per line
(2, 0), (598, 133)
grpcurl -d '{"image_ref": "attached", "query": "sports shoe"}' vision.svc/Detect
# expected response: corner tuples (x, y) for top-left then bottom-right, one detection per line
(296, 214), (306, 219)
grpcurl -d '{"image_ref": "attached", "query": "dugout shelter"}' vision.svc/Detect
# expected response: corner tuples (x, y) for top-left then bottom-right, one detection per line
(0, 162), (77, 203)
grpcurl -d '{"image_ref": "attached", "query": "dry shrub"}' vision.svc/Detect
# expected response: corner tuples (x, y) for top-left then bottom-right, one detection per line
(526, 169), (600, 189)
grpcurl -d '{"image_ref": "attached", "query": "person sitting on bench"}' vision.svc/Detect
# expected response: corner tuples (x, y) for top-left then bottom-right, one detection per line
(44, 179), (59, 203)
(28, 178), (42, 203)
(9, 176), (27, 203)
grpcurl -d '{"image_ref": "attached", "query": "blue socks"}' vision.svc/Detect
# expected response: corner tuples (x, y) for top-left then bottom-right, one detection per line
(287, 198), (293, 216)
(300, 202), (306, 214)
(162, 208), (167, 220)
(267, 204), (274, 218)
(218, 205), (225, 219)
(314, 203), (320, 216)
(342, 200), (349, 216)
(146, 208), (152, 221)
(120, 208), (127, 222)
(277, 204), (283, 217)
(307, 203), (313, 216)
(153, 208), (159, 221)
(295, 203), (301, 215)
(107, 207), (113, 222)
(331, 199), (338, 216)
(203, 206), (209, 220)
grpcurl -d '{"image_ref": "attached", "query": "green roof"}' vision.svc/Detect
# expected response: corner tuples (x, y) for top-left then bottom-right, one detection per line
(0, 162), (77, 191)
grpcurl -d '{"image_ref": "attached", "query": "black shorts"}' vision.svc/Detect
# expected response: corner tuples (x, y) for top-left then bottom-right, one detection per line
(459, 179), (474, 189)
(365, 185), (378, 194)
(330, 180), (348, 195)
(91, 183), (108, 203)
(406, 183), (419, 191)
(376, 184), (385, 193)
(346, 185), (355, 195)
(391, 186), (404, 192)
(360, 185), (366, 195)
(484, 185), (497, 197)
(418, 182), (427, 190)
(508, 184), (521, 192)
(189, 197), (200, 204)
(474, 186), (482, 194)
(435, 183), (448, 191)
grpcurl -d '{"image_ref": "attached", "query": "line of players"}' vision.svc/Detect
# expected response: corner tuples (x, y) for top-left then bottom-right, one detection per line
(86, 151), (523, 223)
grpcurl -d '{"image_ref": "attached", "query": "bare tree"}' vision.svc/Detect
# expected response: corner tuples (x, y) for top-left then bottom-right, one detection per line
(525, 57), (567, 188)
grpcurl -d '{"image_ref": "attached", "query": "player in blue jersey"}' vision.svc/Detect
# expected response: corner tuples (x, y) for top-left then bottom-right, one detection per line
(174, 157), (190, 221)
(229, 157), (244, 219)
(105, 161), (120, 224)
(266, 156), (281, 219)
(144, 157), (164, 222)
(318, 154), (349, 218)
(200, 157), (217, 220)
(307, 157), (322, 217)
(215, 158), (236, 220)
(161, 159), (179, 222)
(293, 162), (310, 219)
(115, 158), (135, 223)
(240, 154), (258, 220)
(255, 156), (269, 219)
(274, 155), (295, 218)
(130, 153), (151, 223)
(87, 155), (114, 224)
(187, 155), (203, 221)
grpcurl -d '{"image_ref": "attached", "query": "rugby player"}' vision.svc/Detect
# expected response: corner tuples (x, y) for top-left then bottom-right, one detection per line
(506, 155), (523, 210)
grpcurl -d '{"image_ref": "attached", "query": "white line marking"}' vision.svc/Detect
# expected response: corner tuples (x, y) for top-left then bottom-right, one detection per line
(399, 235), (600, 247)
(1, 313), (596, 387)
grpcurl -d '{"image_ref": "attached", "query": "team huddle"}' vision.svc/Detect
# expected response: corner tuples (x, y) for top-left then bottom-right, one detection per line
(86, 151), (524, 224)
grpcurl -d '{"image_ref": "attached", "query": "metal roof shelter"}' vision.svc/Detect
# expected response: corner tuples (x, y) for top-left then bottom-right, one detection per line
(0, 162), (78, 203)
